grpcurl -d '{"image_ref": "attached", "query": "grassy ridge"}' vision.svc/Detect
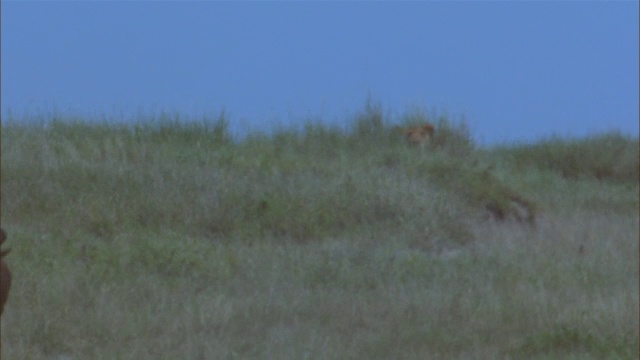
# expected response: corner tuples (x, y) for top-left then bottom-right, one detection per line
(1, 105), (638, 359)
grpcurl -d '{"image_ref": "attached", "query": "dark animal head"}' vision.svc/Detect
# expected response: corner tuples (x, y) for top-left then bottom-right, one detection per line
(1, 228), (12, 317)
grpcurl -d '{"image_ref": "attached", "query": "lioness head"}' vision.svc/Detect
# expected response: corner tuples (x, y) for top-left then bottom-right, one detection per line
(400, 123), (435, 146)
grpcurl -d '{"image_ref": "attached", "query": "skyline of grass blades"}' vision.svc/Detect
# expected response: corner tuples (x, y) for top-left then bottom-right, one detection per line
(1, 103), (638, 358)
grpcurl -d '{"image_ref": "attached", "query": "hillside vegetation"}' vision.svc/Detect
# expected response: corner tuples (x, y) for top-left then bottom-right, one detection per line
(1, 103), (638, 359)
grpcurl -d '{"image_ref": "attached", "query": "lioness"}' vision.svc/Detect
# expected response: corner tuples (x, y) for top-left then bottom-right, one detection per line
(400, 123), (435, 146)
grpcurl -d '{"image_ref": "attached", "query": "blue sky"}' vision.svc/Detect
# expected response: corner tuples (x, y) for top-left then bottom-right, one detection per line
(2, 2), (638, 144)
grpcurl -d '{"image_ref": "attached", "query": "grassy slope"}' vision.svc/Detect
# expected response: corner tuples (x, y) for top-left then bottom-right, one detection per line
(1, 108), (638, 359)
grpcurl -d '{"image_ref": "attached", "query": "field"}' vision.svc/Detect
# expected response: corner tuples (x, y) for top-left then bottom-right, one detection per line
(1, 105), (638, 359)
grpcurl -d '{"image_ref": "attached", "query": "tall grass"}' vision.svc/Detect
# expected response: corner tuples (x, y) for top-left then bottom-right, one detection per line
(1, 104), (638, 359)
(495, 132), (639, 183)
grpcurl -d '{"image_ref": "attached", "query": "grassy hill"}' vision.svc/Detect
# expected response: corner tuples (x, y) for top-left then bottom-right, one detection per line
(1, 105), (638, 359)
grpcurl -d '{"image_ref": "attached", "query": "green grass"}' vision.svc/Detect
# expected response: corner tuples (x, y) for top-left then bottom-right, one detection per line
(492, 132), (639, 183)
(1, 105), (638, 359)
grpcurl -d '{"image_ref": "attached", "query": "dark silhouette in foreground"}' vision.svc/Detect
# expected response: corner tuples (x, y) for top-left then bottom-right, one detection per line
(1, 228), (11, 317)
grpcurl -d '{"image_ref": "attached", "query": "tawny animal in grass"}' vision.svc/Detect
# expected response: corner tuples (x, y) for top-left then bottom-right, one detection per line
(400, 123), (435, 146)
(0, 228), (11, 317)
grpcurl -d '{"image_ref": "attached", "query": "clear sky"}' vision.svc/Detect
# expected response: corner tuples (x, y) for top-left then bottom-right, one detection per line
(1, 2), (638, 144)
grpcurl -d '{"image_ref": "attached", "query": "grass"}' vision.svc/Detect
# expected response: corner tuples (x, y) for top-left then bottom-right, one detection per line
(1, 103), (638, 359)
